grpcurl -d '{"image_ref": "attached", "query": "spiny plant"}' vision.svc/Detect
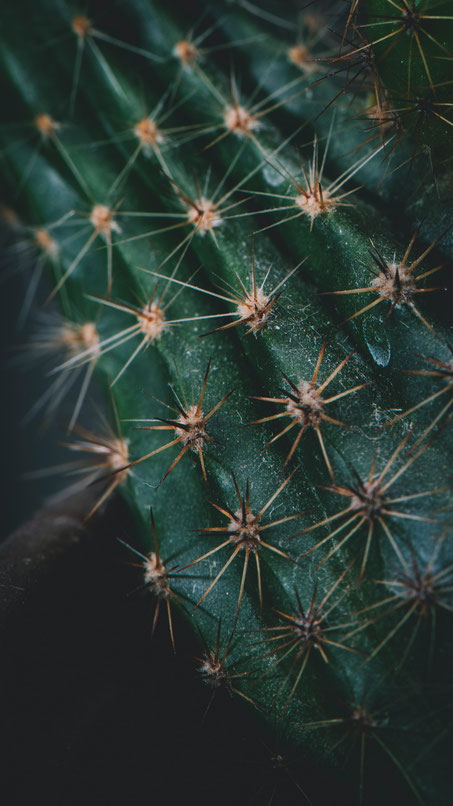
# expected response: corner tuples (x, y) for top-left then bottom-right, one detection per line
(1, 0), (452, 803)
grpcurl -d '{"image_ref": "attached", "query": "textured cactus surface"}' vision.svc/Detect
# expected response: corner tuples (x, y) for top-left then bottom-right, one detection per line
(1, 1), (453, 803)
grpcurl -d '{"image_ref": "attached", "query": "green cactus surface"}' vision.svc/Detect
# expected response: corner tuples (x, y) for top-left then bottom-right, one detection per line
(1, 1), (453, 803)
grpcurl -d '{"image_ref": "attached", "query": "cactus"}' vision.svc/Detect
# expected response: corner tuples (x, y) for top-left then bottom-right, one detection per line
(1, 1), (452, 803)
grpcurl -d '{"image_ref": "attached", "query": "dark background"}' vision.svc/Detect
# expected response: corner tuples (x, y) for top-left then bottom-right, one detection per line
(0, 492), (348, 806)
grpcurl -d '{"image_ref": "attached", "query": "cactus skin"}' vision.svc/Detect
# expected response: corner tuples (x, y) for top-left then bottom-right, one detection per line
(1, 1), (452, 803)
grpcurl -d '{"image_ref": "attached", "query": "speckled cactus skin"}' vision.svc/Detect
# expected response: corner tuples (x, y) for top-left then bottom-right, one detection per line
(1, 1), (453, 804)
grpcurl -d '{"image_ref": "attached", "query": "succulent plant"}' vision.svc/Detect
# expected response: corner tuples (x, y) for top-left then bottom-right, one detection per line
(1, 1), (452, 803)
